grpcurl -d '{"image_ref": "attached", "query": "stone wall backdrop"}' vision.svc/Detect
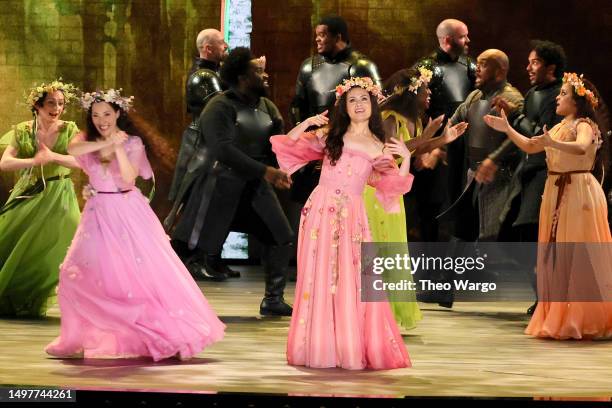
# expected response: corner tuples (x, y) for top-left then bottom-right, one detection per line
(0, 0), (610, 216)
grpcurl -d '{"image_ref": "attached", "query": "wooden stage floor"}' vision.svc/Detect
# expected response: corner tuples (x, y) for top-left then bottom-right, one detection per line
(1, 266), (612, 400)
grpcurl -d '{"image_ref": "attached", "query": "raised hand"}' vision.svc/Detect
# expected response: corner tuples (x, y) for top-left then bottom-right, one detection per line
(421, 114), (445, 140)
(384, 137), (411, 160)
(110, 130), (129, 146)
(444, 121), (468, 143)
(531, 125), (553, 148)
(483, 109), (510, 133)
(306, 110), (329, 128)
(33, 142), (55, 166)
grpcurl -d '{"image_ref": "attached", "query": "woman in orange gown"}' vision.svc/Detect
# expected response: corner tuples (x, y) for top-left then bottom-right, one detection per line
(485, 73), (612, 339)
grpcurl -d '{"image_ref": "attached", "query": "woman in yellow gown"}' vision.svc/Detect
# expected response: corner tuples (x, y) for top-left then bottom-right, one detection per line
(363, 67), (467, 329)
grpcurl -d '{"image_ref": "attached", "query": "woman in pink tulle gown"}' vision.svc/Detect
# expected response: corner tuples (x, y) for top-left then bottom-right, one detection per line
(271, 78), (413, 370)
(45, 90), (225, 360)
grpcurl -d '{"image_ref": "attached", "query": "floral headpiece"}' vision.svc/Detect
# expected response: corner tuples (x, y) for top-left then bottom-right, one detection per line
(25, 78), (79, 110)
(81, 88), (135, 112)
(254, 55), (266, 69)
(393, 67), (433, 96)
(334, 77), (383, 101)
(563, 72), (599, 109)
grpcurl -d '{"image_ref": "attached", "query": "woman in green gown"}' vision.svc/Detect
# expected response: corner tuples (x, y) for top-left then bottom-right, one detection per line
(363, 67), (467, 329)
(0, 80), (81, 317)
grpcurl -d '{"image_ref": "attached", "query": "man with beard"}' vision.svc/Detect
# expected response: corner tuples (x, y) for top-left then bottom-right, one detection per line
(476, 40), (566, 314)
(289, 15), (381, 203)
(170, 48), (295, 316)
(166, 29), (232, 280)
(412, 18), (476, 243)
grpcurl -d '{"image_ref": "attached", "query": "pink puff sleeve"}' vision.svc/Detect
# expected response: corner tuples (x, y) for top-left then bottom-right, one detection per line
(367, 155), (414, 213)
(269, 131), (325, 175)
(126, 136), (153, 180)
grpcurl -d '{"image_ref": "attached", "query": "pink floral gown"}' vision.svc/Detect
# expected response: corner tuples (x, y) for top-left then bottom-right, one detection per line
(271, 131), (413, 370)
(46, 136), (225, 361)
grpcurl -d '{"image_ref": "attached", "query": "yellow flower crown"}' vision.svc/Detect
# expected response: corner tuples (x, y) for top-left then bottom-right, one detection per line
(563, 72), (599, 109)
(334, 77), (383, 100)
(393, 67), (433, 96)
(24, 78), (79, 110)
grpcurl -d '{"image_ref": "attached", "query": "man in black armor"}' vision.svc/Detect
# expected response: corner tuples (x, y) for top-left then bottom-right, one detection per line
(166, 29), (232, 280)
(169, 48), (294, 316)
(476, 40), (566, 314)
(412, 19), (476, 242)
(289, 15), (381, 203)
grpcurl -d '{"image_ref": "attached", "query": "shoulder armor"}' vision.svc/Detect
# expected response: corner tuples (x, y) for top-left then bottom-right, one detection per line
(186, 68), (223, 115)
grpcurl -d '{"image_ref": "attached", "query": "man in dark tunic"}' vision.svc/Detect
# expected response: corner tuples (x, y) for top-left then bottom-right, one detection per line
(476, 40), (566, 314)
(412, 18), (477, 242)
(169, 48), (294, 316)
(289, 15), (381, 203)
(167, 29), (231, 279)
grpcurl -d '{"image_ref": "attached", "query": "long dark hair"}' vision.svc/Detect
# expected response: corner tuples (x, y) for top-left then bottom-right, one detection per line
(85, 101), (176, 172)
(325, 87), (385, 166)
(380, 68), (422, 122)
(569, 78), (611, 183)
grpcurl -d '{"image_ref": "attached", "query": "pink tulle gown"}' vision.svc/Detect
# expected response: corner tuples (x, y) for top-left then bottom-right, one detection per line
(45, 136), (225, 361)
(271, 131), (413, 370)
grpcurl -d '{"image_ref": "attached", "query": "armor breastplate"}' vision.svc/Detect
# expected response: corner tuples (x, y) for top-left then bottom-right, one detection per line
(525, 89), (547, 122)
(429, 61), (473, 118)
(467, 98), (507, 165)
(307, 60), (350, 115)
(439, 63), (473, 105)
(234, 101), (274, 159)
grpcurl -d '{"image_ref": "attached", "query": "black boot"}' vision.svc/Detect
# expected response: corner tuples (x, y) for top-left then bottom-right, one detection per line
(260, 244), (293, 316)
(207, 253), (241, 278)
(187, 254), (228, 281)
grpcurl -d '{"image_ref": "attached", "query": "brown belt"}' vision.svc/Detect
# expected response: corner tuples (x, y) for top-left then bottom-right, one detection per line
(548, 170), (590, 242)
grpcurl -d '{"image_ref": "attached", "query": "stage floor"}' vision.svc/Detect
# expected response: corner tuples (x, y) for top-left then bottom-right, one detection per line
(1, 266), (612, 399)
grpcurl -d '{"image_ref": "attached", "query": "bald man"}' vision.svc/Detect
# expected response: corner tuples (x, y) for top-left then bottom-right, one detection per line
(167, 28), (233, 281)
(445, 48), (524, 242)
(409, 19), (476, 247)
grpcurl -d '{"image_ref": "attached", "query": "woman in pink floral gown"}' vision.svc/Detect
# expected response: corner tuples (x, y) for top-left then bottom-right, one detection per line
(271, 78), (413, 370)
(45, 90), (224, 361)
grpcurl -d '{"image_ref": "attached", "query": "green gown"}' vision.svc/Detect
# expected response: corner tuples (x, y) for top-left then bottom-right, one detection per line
(0, 121), (80, 317)
(363, 110), (422, 330)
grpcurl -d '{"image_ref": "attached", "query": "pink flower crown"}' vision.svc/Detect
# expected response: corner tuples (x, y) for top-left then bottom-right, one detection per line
(563, 72), (599, 109)
(334, 77), (383, 101)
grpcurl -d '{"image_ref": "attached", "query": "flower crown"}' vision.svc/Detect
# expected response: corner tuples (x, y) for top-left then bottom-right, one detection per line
(25, 79), (79, 109)
(334, 77), (383, 101)
(81, 88), (135, 112)
(563, 72), (599, 109)
(393, 67), (433, 96)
